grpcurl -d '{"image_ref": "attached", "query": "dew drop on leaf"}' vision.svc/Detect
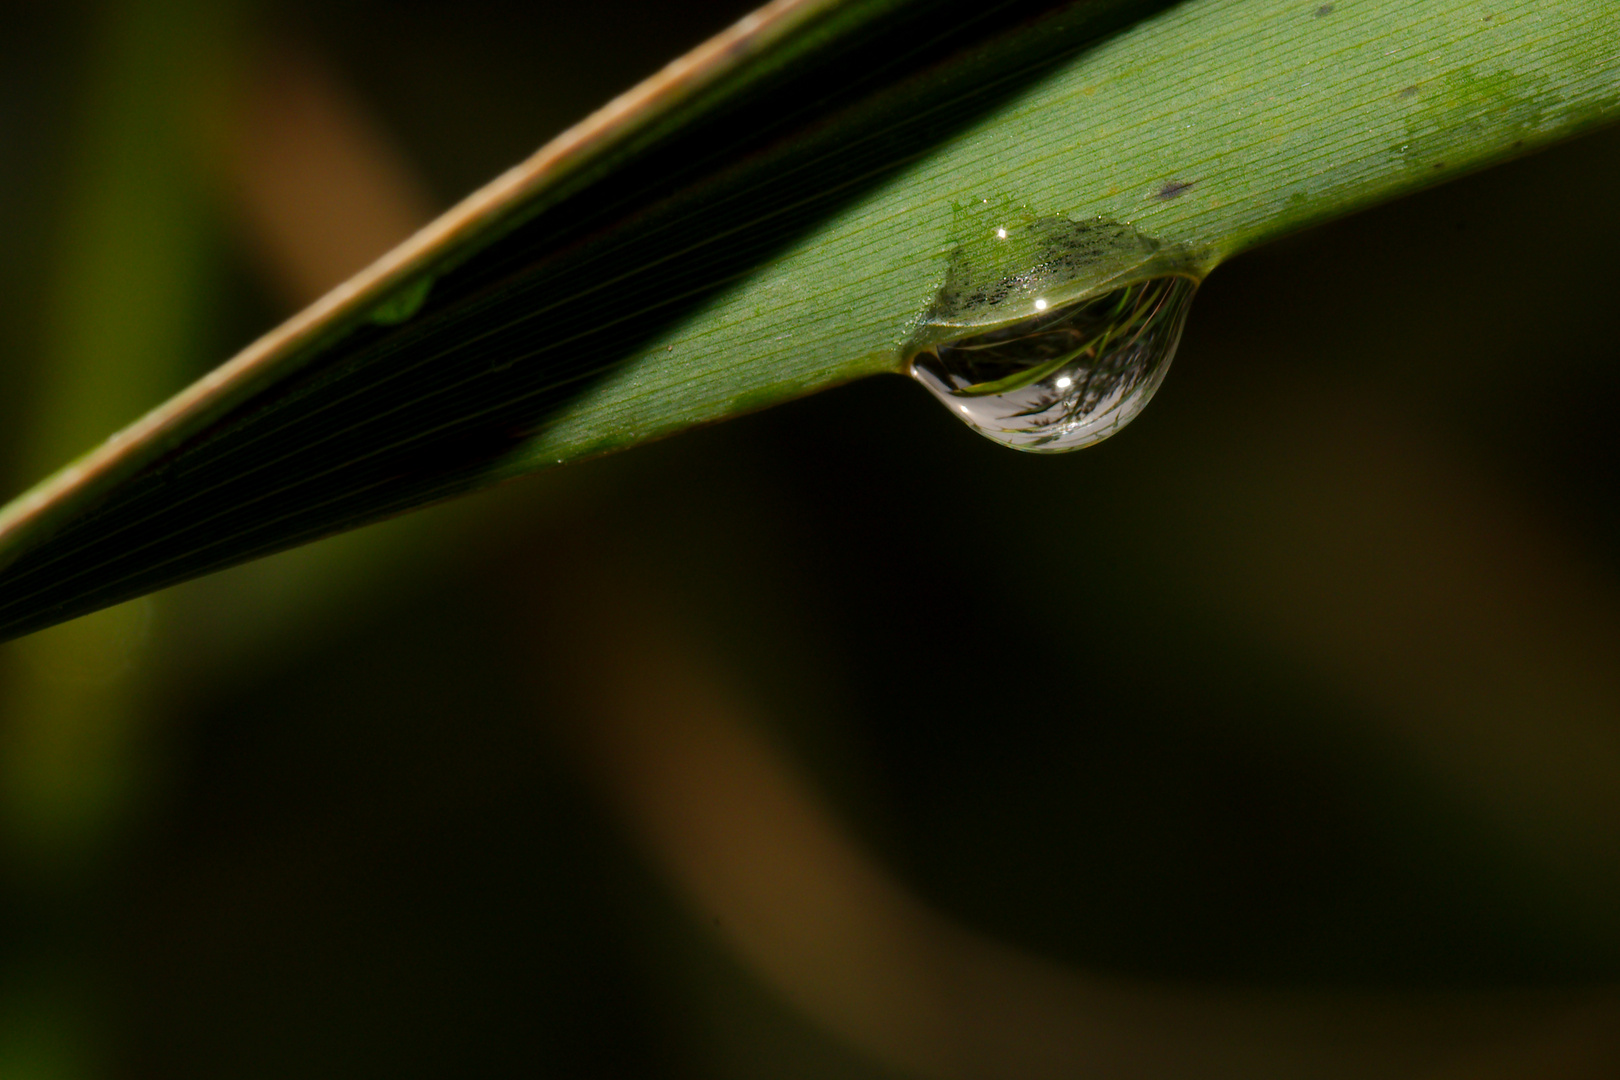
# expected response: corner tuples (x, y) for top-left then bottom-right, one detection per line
(910, 275), (1196, 452)
(367, 274), (435, 326)
(906, 214), (1200, 452)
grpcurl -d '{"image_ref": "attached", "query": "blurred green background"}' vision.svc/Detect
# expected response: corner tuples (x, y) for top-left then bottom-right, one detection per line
(3, 0), (1620, 1076)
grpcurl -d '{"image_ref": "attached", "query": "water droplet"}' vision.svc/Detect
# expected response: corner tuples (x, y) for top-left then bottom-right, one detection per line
(367, 274), (434, 326)
(911, 276), (1195, 452)
(907, 215), (1201, 453)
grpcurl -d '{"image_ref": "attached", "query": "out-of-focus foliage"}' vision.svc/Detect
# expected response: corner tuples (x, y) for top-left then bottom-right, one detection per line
(1, 0), (1619, 1077)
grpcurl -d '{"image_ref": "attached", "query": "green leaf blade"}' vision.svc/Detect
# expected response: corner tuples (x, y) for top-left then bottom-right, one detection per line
(1, 0), (1616, 640)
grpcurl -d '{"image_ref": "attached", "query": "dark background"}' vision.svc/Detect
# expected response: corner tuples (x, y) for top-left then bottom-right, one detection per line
(2, 0), (1619, 1076)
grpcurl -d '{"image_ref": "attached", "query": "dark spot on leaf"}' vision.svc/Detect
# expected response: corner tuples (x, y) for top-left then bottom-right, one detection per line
(1431, 162), (1445, 169)
(1156, 179), (1196, 200)
(1398, 85), (1419, 99)
(1314, 3), (1333, 15)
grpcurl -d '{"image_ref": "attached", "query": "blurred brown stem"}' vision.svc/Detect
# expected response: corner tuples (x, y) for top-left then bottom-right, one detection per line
(525, 550), (1620, 1080)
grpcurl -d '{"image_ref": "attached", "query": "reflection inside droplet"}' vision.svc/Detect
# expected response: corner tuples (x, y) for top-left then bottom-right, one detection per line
(909, 275), (1197, 453)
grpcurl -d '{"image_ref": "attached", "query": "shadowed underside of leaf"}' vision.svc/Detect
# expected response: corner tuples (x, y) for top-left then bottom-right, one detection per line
(1, 0), (1617, 640)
